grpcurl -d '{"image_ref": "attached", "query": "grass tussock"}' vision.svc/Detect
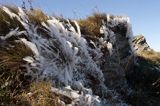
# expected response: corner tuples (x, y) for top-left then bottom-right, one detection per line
(4, 5), (19, 15)
(78, 13), (107, 41)
(137, 50), (160, 64)
(0, 6), (49, 37)
(0, 41), (60, 105)
(0, 7), (25, 36)
(19, 81), (61, 106)
(133, 50), (160, 95)
(0, 41), (33, 105)
(27, 9), (49, 25)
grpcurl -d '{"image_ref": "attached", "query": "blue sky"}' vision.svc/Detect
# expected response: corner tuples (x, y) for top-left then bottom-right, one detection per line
(0, 0), (160, 51)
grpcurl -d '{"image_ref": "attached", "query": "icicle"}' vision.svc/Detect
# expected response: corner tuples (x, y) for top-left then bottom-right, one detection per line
(2, 7), (18, 18)
(20, 38), (39, 56)
(107, 42), (113, 55)
(0, 28), (26, 40)
(74, 20), (81, 40)
(107, 14), (110, 22)
(23, 56), (34, 63)
(18, 7), (28, 23)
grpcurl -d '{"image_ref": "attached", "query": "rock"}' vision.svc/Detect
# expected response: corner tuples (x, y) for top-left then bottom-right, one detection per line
(132, 35), (151, 52)
(126, 35), (160, 106)
(128, 35), (160, 93)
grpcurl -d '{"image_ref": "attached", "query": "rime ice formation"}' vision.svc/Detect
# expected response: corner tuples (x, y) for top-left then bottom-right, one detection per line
(0, 6), (140, 106)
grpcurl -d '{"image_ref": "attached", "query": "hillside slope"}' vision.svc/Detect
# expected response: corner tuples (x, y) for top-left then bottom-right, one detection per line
(0, 6), (159, 106)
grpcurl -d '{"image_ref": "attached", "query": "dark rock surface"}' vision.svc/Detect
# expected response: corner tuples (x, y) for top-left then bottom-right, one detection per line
(126, 35), (160, 106)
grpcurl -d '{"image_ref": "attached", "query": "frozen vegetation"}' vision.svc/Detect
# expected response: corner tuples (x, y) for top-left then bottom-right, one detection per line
(0, 6), (159, 106)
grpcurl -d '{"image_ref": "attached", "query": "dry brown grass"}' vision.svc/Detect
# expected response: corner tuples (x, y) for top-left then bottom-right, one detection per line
(0, 7), (25, 36)
(78, 13), (107, 41)
(0, 41), (61, 105)
(0, 41), (33, 105)
(19, 81), (61, 106)
(27, 9), (49, 25)
(137, 50), (160, 64)
(0, 6), (49, 37)
(0, 6), (61, 106)
(4, 5), (19, 14)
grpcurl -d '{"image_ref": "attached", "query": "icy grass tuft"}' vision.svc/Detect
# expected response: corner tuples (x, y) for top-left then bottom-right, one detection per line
(1, 7), (133, 105)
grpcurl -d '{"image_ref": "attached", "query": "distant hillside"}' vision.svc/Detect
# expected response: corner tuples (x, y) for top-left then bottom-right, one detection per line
(0, 6), (159, 106)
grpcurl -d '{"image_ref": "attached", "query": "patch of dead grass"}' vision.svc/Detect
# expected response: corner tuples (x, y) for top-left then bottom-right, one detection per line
(78, 12), (107, 41)
(137, 50), (160, 64)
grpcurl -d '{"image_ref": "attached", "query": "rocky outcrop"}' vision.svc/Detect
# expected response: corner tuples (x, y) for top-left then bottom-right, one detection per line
(126, 35), (160, 106)
(128, 35), (160, 92)
(132, 35), (151, 52)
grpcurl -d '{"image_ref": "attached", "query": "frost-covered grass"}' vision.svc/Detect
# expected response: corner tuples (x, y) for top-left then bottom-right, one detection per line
(0, 6), (135, 106)
(0, 6), (48, 37)
(0, 8), (24, 36)
(0, 6), (48, 104)
(0, 6), (105, 105)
